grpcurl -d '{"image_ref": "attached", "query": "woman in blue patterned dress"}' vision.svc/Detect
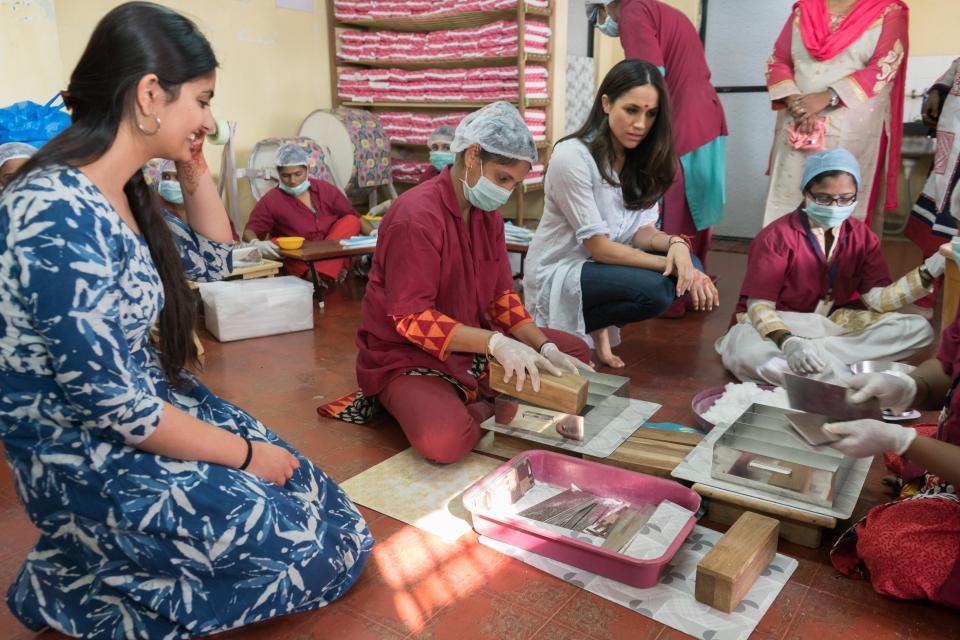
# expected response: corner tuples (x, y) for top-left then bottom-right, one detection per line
(0, 3), (372, 637)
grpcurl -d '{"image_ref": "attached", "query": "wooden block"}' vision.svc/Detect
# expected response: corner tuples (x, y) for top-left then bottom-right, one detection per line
(695, 512), (779, 613)
(586, 436), (693, 477)
(489, 360), (588, 414)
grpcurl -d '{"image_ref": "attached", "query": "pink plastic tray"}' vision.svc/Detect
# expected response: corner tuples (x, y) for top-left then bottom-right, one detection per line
(462, 450), (700, 588)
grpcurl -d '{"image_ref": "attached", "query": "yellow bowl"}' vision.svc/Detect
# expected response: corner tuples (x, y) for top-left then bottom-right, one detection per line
(274, 236), (304, 250)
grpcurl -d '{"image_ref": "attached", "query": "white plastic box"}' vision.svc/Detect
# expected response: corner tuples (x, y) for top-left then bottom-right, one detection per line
(198, 276), (314, 342)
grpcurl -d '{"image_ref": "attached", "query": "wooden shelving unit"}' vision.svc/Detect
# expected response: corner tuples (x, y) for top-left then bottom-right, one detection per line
(327, 1), (556, 224)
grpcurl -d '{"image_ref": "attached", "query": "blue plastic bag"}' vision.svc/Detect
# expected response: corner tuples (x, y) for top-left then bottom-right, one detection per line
(0, 94), (71, 147)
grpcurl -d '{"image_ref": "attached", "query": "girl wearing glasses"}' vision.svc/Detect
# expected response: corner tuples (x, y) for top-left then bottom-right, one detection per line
(716, 149), (940, 385)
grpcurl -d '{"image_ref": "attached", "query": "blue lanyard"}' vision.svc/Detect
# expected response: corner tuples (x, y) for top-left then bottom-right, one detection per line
(798, 208), (843, 297)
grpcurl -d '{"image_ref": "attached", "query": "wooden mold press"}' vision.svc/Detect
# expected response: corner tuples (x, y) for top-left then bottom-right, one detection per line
(488, 359), (589, 415)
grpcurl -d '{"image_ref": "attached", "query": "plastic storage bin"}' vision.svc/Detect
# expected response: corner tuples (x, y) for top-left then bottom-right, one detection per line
(462, 450), (700, 588)
(198, 276), (314, 342)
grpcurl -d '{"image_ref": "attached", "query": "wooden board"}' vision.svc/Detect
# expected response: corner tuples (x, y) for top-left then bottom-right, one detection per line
(705, 501), (824, 549)
(695, 512), (779, 613)
(473, 432), (570, 461)
(692, 483), (836, 549)
(227, 259), (282, 281)
(489, 360), (588, 414)
(586, 436), (695, 478)
(631, 424), (705, 447)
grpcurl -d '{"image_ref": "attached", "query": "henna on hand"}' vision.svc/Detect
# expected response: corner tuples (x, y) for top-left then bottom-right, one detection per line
(176, 129), (209, 196)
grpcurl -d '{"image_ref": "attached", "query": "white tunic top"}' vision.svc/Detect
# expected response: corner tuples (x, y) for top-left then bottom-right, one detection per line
(523, 138), (660, 344)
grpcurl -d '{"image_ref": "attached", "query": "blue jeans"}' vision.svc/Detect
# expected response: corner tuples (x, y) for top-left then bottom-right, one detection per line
(580, 256), (705, 333)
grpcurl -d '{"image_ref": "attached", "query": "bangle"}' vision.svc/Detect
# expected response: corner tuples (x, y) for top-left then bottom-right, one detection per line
(538, 340), (556, 355)
(238, 437), (253, 471)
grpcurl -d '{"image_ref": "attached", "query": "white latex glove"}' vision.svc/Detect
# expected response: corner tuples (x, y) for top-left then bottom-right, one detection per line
(248, 238), (280, 259)
(367, 199), (393, 217)
(781, 336), (826, 374)
(823, 419), (917, 458)
(843, 372), (917, 414)
(540, 342), (594, 375)
(488, 332), (562, 393)
(924, 252), (947, 278)
(369, 226), (378, 237)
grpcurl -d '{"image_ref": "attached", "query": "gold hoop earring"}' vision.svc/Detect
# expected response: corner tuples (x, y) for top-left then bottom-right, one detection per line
(137, 114), (162, 136)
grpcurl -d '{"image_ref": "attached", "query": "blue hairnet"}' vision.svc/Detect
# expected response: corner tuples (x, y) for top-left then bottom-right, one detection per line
(0, 142), (37, 167)
(428, 125), (456, 146)
(450, 101), (538, 165)
(801, 148), (861, 192)
(276, 143), (310, 168)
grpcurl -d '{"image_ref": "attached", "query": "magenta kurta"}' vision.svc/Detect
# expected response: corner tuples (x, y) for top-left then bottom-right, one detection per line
(356, 167), (515, 396)
(734, 208), (891, 317)
(619, 0), (727, 158)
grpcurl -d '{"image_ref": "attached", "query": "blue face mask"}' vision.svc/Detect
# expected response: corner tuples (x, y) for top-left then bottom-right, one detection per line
(805, 198), (856, 228)
(158, 179), (183, 205)
(951, 236), (960, 270)
(598, 15), (620, 37)
(429, 150), (455, 171)
(279, 177), (310, 196)
(462, 160), (513, 212)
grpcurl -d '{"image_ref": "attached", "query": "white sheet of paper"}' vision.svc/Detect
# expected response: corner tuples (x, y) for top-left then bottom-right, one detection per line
(340, 448), (500, 542)
(480, 524), (797, 640)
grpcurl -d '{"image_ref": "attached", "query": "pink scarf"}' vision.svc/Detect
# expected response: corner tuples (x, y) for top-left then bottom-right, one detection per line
(796, 0), (906, 61)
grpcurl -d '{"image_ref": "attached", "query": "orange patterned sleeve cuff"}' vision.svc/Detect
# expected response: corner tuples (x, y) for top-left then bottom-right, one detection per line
(394, 309), (462, 361)
(489, 290), (533, 335)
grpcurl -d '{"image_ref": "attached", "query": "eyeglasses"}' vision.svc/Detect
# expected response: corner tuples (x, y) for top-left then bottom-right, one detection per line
(809, 193), (857, 206)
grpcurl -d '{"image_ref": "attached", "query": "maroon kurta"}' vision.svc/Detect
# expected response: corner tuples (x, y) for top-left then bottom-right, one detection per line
(244, 178), (359, 241)
(734, 208), (891, 317)
(619, 0), (727, 157)
(936, 315), (960, 445)
(356, 167), (515, 396)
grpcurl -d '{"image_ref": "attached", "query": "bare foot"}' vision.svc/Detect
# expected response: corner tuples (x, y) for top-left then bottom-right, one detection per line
(590, 328), (625, 368)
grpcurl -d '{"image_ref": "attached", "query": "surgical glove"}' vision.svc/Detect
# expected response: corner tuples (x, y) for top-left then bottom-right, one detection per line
(540, 342), (593, 375)
(488, 332), (562, 393)
(823, 419), (917, 458)
(924, 252), (947, 278)
(781, 336), (826, 374)
(844, 372), (916, 414)
(248, 238), (280, 259)
(367, 199), (393, 217)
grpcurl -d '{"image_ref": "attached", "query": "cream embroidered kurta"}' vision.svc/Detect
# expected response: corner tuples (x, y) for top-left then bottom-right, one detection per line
(763, 4), (907, 226)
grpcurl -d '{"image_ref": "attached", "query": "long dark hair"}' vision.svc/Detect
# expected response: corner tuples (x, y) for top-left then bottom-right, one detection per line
(561, 59), (676, 210)
(19, 1), (218, 384)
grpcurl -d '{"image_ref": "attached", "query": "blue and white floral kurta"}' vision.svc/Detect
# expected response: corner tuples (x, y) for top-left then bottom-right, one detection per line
(0, 166), (373, 638)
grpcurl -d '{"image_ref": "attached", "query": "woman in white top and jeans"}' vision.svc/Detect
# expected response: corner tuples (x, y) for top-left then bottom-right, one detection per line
(524, 59), (718, 367)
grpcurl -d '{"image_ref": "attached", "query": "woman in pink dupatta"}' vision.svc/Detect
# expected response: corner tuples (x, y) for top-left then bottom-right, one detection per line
(764, 0), (908, 231)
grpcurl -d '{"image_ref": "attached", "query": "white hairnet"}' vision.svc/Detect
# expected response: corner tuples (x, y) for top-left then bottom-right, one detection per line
(450, 102), (537, 165)
(276, 143), (310, 167)
(157, 159), (176, 175)
(584, 0), (615, 15)
(428, 125), (456, 146)
(0, 142), (37, 167)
